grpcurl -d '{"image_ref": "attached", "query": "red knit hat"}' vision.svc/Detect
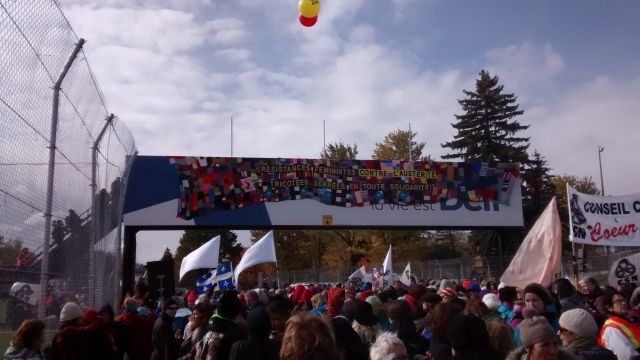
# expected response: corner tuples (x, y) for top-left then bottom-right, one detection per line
(463, 279), (474, 289)
(404, 294), (417, 306)
(83, 309), (99, 324)
(359, 290), (374, 302)
(187, 291), (198, 304)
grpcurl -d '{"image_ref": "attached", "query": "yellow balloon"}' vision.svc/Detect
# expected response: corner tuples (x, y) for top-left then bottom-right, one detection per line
(299, 0), (320, 18)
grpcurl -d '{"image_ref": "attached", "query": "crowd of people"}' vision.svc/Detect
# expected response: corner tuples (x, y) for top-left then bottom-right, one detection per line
(5, 276), (640, 360)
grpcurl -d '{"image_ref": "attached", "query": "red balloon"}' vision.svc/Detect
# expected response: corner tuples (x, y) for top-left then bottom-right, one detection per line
(299, 14), (318, 27)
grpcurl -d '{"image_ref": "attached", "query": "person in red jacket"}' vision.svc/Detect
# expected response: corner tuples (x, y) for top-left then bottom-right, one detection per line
(115, 297), (154, 360)
(46, 302), (116, 360)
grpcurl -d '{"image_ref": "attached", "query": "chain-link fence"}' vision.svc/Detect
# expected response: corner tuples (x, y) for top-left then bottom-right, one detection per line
(0, 0), (136, 338)
(275, 250), (635, 287)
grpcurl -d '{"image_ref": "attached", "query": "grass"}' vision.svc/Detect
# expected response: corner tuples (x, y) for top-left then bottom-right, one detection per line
(0, 331), (11, 355)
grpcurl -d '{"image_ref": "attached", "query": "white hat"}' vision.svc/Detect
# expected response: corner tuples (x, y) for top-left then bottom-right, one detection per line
(482, 293), (501, 311)
(60, 302), (82, 322)
(559, 308), (599, 338)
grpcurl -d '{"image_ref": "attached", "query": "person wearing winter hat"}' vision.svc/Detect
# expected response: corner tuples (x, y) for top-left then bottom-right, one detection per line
(97, 304), (127, 359)
(599, 290), (640, 360)
(506, 316), (574, 360)
(440, 287), (458, 301)
(498, 286), (518, 326)
(366, 295), (391, 331)
(59, 302), (83, 324)
(483, 293), (502, 312)
(514, 283), (560, 347)
(199, 290), (247, 360)
(439, 279), (457, 294)
(229, 307), (280, 360)
(50, 302), (116, 359)
(350, 300), (381, 346)
(186, 290), (198, 308)
(558, 308), (615, 359)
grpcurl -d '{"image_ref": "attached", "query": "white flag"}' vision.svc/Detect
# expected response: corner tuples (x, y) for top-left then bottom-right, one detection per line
(179, 236), (220, 281)
(500, 197), (562, 288)
(349, 265), (372, 283)
(383, 245), (393, 283)
(234, 231), (277, 284)
(400, 262), (412, 286)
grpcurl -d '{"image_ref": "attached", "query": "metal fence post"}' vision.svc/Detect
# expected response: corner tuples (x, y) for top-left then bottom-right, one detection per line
(89, 114), (114, 308)
(113, 151), (137, 307)
(39, 38), (86, 319)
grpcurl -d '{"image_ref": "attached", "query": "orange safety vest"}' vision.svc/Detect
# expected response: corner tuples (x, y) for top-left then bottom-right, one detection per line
(599, 316), (640, 350)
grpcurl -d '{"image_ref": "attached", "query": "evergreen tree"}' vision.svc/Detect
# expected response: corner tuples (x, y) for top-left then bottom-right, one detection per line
(161, 247), (174, 262)
(522, 150), (556, 229)
(321, 142), (359, 160)
(372, 129), (427, 161)
(442, 70), (531, 270)
(442, 69), (530, 165)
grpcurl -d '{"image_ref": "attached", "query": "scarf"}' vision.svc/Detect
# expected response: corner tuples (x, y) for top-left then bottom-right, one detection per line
(566, 336), (597, 354)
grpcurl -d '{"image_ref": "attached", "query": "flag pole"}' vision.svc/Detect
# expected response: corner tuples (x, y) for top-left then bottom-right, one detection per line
(277, 232), (281, 289)
(566, 184), (579, 286)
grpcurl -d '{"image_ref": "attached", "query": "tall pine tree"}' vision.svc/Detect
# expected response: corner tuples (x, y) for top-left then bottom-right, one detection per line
(442, 70), (530, 165)
(442, 70), (530, 272)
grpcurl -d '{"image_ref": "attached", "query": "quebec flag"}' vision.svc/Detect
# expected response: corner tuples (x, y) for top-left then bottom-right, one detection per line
(196, 270), (216, 295)
(216, 261), (235, 291)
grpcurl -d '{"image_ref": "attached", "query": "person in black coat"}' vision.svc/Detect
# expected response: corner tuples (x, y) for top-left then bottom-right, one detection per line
(229, 307), (280, 360)
(151, 298), (180, 360)
(198, 290), (247, 360)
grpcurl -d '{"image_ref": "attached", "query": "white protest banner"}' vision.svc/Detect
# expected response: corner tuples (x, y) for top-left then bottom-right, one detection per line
(608, 253), (640, 287)
(10, 282), (41, 306)
(568, 185), (640, 246)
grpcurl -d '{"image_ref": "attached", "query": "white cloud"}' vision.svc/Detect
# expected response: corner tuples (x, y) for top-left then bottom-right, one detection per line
(214, 48), (251, 62)
(66, 6), (214, 55)
(485, 41), (565, 98)
(61, 2), (639, 199)
(206, 18), (248, 45)
(391, 0), (436, 20)
(526, 75), (640, 195)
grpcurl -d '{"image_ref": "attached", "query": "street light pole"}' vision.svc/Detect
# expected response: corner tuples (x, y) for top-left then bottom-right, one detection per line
(598, 146), (605, 196)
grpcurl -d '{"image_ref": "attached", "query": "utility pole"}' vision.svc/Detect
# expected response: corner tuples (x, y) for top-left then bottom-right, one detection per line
(598, 146), (605, 196)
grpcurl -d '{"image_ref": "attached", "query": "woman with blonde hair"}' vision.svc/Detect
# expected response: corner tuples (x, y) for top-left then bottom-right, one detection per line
(280, 313), (340, 360)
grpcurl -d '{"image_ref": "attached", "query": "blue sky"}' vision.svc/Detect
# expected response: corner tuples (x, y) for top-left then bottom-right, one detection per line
(61, 0), (640, 262)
